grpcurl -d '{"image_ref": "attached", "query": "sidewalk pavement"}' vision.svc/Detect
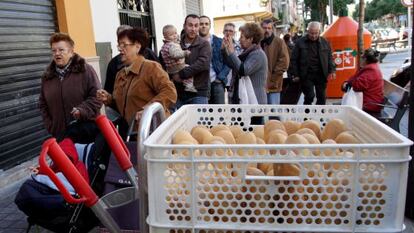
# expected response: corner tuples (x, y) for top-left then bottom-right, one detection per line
(0, 50), (412, 232)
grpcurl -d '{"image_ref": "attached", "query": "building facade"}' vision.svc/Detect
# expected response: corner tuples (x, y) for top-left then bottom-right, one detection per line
(0, 0), (203, 172)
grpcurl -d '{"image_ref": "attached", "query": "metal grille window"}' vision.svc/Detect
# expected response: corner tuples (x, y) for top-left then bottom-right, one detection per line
(117, 0), (155, 49)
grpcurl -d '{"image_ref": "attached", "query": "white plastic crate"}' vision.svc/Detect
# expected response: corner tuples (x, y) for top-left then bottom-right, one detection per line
(143, 105), (412, 233)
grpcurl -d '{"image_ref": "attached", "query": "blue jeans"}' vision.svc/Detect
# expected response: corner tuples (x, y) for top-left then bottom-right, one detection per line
(209, 81), (225, 104)
(175, 96), (208, 110)
(267, 92), (280, 105)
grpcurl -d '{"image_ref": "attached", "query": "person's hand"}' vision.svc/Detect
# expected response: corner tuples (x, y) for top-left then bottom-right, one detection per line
(222, 36), (234, 54)
(184, 50), (191, 57)
(328, 73), (336, 81)
(291, 76), (300, 83)
(341, 82), (349, 92)
(97, 89), (110, 105)
(172, 74), (182, 83)
(71, 107), (81, 120)
(135, 110), (144, 124)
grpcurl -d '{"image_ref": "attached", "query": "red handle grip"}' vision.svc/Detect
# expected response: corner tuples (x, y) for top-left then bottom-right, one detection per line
(39, 138), (98, 207)
(96, 115), (132, 171)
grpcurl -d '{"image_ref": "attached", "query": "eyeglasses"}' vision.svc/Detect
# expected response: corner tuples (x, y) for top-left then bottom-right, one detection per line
(117, 43), (135, 50)
(224, 29), (235, 33)
(51, 48), (69, 55)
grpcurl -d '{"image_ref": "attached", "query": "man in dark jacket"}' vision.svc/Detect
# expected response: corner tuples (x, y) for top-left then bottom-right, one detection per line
(290, 21), (336, 105)
(172, 14), (212, 108)
(199, 15), (230, 104)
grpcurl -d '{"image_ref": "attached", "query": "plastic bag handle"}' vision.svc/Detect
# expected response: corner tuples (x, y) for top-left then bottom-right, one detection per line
(38, 138), (98, 207)
(96, 115), (132, 171)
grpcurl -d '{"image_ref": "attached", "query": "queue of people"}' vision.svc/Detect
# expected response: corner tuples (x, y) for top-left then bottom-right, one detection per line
(39, 15), (385, 141)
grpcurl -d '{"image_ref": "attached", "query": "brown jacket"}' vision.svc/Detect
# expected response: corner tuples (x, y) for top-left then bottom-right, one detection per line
(39, 54), (102, 138)
(261, 34), (290, 92)
(177, 35), (211, 98)
(110, 55), (177, 124)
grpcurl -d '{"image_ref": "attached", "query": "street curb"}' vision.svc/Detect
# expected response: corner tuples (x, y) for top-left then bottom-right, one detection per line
(0, 157), (38, 201)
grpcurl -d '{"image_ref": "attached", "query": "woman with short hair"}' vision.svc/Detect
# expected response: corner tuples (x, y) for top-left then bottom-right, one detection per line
(39, 33), (102, 141)
(97, 28), (177, 136)
(342, 48), (384, 114)
(222, 22), (268, 105)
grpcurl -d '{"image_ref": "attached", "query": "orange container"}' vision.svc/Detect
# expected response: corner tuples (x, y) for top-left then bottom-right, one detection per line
(322, 16), (372, 98)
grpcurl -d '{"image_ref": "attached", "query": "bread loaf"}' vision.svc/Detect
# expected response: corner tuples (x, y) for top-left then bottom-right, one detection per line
(335, 131), (358, 144)
(191, 126), (213, 144)
(213, 130), (236, 144)
(300, 120), (321, 139)
(283, 120), (301, 135)
(229, 125), (244, 139)
(321, 118), (347, 141)
(210, 124), (230, 135)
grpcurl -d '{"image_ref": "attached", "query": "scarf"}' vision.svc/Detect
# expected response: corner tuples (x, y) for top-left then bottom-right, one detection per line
(260, 33), (274, 49)
(231, 44), (261, 104)
(55, 58), (72, 81)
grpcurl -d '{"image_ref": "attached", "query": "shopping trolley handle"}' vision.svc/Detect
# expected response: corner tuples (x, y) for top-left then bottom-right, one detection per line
(96, 115), (132, 171)
(38, 138), (98, 207)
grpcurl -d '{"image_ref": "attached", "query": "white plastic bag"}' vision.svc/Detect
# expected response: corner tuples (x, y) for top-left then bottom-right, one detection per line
(238, 76), (258, 104)
(341, 88), (363, 109)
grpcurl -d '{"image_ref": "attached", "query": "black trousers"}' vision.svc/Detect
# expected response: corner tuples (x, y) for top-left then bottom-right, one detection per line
(301, 73), (327, 105)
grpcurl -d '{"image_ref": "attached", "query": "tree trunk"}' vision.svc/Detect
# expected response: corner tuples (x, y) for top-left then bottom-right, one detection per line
(357, 0), (365, 67)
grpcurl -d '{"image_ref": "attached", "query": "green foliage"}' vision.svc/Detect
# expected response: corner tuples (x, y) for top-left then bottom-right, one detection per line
(353, 0), (406, 22)
(304, 0), (353, 26)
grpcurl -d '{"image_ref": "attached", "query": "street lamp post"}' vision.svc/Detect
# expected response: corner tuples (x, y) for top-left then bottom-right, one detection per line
(329, 0), (334, 24)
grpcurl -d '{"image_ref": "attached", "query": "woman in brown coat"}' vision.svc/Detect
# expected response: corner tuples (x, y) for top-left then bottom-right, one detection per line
(97, 28), (177, 136)
(39, 33), (102, 140)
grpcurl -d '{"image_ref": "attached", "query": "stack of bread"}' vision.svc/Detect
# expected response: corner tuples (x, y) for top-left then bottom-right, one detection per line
(171, 118), (359, 177)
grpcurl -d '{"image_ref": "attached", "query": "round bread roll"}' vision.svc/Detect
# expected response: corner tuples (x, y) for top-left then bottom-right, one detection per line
(267, 132), (287, 155)
(284, 133), (309, 156)
(258, 163), (273, 174)
(283, 120), (301, 135)
(190, 125), (208, 134)
(265, 129), (288, 144)
(255, 137), (268, 155)
(266, 169), (274, 176)
(172, 129), (197, 144)
(296, 128), (318, 138)
(235, 132), (256, 156)
(235, 132), (257, 144)
(210, 124), (230, 135)
(252, 126), (264, 140)
(172, 140), (200, 157)
(229, 125), (244, 139)
(247, 167), (265, 176)
(204, 136), (229, 157)
(213, 130), (236, 144)
(302, 133), (321, 156)
(285, 133), (309, 144)
(322, 139), (337, 156)
(300, 120), (321, 139)
(335, 131), (358, 144)
(266, 131), (287, 144)
(321, 118), (347, 141)
(203, 135), (226, 144)
(301, 133), (320, 144)
(276, 164), (300, 176)
(264, 120), (286, 142)
(191, 127), (213, 144)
